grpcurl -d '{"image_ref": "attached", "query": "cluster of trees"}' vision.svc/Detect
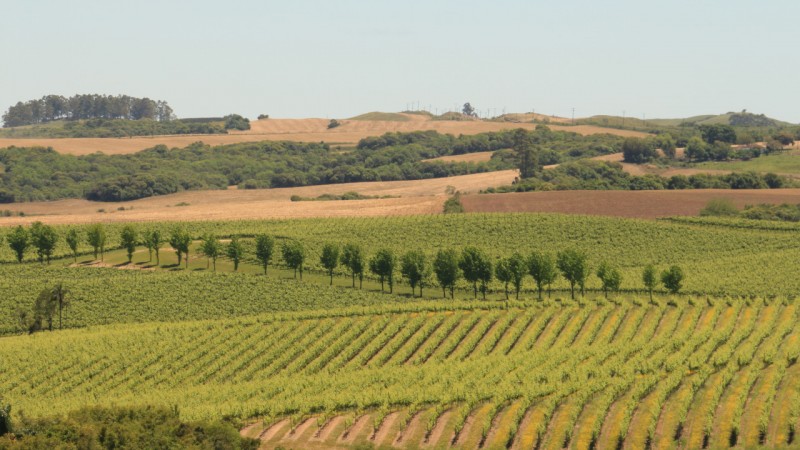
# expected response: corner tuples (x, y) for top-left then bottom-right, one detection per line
(2, 94), (174, 127)
(16, 284), (70, 334)
(490, 160), (793, 193)
(0, 405), (258, 449)
(0, 118), (228, 138)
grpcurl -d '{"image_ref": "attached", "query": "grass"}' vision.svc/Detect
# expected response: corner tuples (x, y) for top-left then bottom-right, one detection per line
(696, 152), (800, 174)
(349, 112), (411, 122)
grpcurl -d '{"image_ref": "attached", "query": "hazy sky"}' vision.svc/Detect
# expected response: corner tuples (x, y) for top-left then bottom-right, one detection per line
(3, 0), (798, 122)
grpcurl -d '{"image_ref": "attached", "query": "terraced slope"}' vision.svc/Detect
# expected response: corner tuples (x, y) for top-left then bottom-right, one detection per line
(3, 298), (800, 449)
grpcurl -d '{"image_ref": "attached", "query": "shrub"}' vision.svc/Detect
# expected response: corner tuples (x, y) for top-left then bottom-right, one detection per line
(700, 199), (739, 217)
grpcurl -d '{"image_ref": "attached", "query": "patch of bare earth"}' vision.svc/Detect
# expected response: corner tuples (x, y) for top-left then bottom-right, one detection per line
(0, 117), (648, 155)
(0, 170), (518, 226)
(460, 189), (800, 219)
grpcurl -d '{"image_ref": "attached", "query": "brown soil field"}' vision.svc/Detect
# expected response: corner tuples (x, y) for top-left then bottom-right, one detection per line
(422, 151), (495, 163)
(0, 115), (648, 155)
(0, 170), (518, 226)
(460, 189), (800, 219)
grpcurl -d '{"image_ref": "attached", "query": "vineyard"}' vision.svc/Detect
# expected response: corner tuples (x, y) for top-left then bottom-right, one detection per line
(3, 298), (800, 449)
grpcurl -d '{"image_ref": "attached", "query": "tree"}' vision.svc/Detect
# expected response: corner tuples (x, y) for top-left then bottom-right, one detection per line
(507, 252), (527, 300)
(513, 128), (539, 178)
(528, 252), (558, 300)
(661, 265), (684, 295)
(7, 225), (29, 263)
(401, 250), (428, 297)
(699, 124), (736, 144)
(200, 234), (221, 271)
(340, 243), (365, 288)
(0, 396), (9, 435)
(169, 227), (192, 268)
(495, 258), (512, 300)
(146, 229), (164, 265)
(282, 241), (305, 279)
(369, 249), (396, 293)
(226, 236), (244, 271)
(254, 234), (275, 275)
(596, 261), (622, 298)
(462, 102), (476, 117)
(86, 224), (107, 261)
(557, 249), (590, 299)
(643, 264), (657, 301)
(224, 114), (250, 131)
(31, 284), (67, 332)
(685, 136), (709, 161)
(434, 249), (460, 299)
(65, 228), (80, 263)
(320, 243), (340, 285)
(459, 247), (492, 299)
(622, 137), (657, 163)
(657, 134), (677, 159)
(120, 225), (138, 264)
(327, 119), (341, 129)
(30, 221), (58, 264)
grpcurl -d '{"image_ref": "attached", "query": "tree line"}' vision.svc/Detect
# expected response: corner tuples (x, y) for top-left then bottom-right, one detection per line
(5, 222), (686, 303)
(2, 94), (175, 127)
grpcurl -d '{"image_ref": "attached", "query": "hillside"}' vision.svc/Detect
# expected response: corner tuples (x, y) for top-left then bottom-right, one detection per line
(579, 111), (796, 130)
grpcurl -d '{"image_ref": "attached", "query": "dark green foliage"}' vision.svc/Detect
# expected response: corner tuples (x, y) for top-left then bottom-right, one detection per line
(622, 137), (657, 163)
(656, 134), (677, 159)
(169, 227), (192, 268)
(557, 249), (589, 299)
(699, 199), (739, 217)
(0, 405), (258, 449)
(146, 229), (164, 265)
(433, 249), (460, 299)
(2, 94), (173, 127)
(226, 236), (245, 272)
(596, 262), (622, 298)
(400, 250), (428, 297)
(661, 265), (684, 294)
(28, 222), (58, 265)
(0, 397), (9, 436)
(281, 241), (305, 279)
(340, 243), (365, 288)
(699, 124), (737, 144)
(496, 253), (526, 300)
(86, 224), (107, 261)
(328, 119), (341, 129)
(528, 252), (558, 300)
(489, 159), (793, 193)
(224, 114), (250, 131)
(65, 228), (80, 262)
(7, 226), (29, 263)
(200, 234), (221, 271)
(513, 128), (540, 178)
(459, 247), (492, 299)
(120, 225), (137, 263)
(369, 249), (396, 293)
(254, 234), (275, 274)
(443, 192), (465, 214)
(494, 258), (512, 300)
(320, 243), (340, 285)
(741, 203), (800, 222)
(643, 265), (657, 301)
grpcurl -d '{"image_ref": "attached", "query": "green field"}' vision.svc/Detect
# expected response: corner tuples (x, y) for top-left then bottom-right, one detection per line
(3, 212), (800, 448)
(696, 152), (800, 174)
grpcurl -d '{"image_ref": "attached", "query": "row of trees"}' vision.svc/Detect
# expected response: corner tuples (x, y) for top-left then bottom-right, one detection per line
(5, 223), (685, 299)
(2, 94), (174, 127)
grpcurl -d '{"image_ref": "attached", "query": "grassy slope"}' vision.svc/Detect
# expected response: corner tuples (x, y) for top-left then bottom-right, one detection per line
(348, 112), (411, 121)
(696, 152), (800, 174)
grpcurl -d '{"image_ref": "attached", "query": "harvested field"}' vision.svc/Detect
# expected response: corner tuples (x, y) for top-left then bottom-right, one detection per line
(422, 151), (495, 163)
(460, 189), (800, 219)
(0, 170), (518, 226)
(0, 115), (648, 155)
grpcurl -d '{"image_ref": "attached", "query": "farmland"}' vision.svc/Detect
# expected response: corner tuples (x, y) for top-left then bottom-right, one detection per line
(0, 114), (648, 156)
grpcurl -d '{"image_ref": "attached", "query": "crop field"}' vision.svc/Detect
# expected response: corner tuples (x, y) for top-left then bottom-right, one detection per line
(3, 299), (800, 449)
(461, 189), (800, 219)
(0, 115), (648, 155)
(696, 152), (800, 176)
(2, 212), (800, 449)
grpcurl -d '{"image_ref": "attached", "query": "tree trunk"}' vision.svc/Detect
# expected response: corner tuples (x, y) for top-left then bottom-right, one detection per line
(450, 286), (455, 299)
(329, 271), (333, 286)
(442, 286), (446, 298)
(352, 272), (355, 288)
(213, 259), (216, 272)
(359, 275), (363, 289)
(504, 283), (509, 300)
(473, 282), (477, 299)
(570, 282), (575, 299)
(380, 278), (384, 292)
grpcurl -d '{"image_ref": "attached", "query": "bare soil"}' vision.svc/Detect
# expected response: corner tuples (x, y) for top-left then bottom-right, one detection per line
(460, 189), (800, 219)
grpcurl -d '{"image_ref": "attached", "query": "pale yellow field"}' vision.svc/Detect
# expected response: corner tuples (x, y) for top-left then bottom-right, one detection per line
(0, 114), (648, 155)
(0, 170), (519, 226)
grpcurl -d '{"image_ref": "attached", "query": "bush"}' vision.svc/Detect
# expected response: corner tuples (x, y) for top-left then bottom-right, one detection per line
(622, 137), (657, 163)
(699, 199), (739, 217)
(224, 114), (250, 131)
(328, 119), (342, 129)
(443, 192), (465, 213)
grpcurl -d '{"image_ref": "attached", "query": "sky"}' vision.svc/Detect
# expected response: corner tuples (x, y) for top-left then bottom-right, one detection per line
(2, 0), (799, 122)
